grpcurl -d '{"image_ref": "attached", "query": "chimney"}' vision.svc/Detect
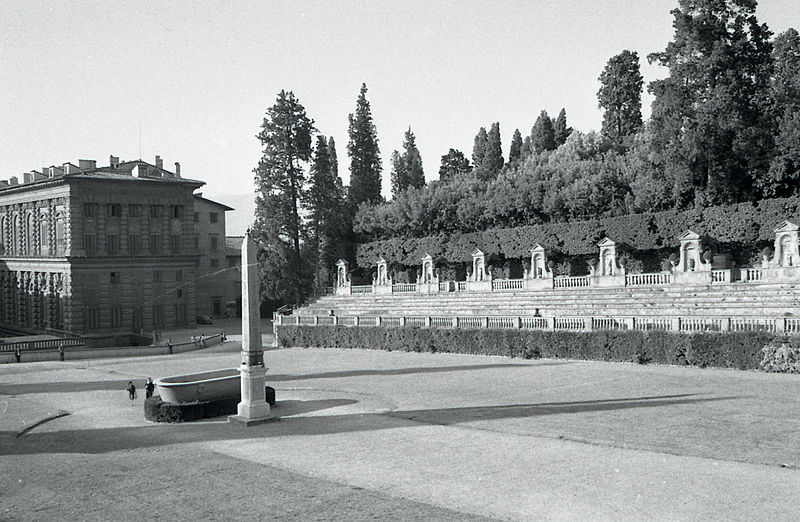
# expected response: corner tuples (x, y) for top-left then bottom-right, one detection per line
(155, 155), (163, 169)
(23, 173), (33, 183)
(174, 162), (181, 177)
(9, 176), (18, 185)
(79, 159), (96, 171)
(0, 180), (8, 187)
(110, 155), (120, 167)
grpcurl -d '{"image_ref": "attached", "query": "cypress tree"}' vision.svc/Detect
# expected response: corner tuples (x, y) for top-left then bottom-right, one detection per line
(472, 127), (488, 168)
(484, 122), (504, 176)
(390, 150), (407, 198)
(598, 50), (643, 144)
(509, 128), (523, 164)
(553, 108), (571, 146)
(347, 83), (382, 207)
(531, 110), (556, 153)
(403, 127), (425, 190)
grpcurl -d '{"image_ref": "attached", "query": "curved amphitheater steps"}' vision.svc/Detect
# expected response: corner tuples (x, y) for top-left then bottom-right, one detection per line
(297, 283), (800, 319)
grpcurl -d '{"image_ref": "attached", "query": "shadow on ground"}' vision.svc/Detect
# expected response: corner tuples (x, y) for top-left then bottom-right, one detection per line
(0, 393), (740, 456)
(0, 362), (554, 395)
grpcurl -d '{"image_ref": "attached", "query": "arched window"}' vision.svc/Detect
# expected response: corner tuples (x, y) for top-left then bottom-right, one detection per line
(40, 213), (50, 256)
(55, 213), (65, 256)
(26, 213), (35, 255)
(0, 216), (6, 255)
(13, 215), (21, 256)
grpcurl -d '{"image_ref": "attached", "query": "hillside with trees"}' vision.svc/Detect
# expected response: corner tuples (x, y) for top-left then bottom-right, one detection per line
(255, 1), (800, 303)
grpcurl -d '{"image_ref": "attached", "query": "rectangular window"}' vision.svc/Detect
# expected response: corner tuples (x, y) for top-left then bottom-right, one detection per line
(86, 308), (101, 329)
(193, 237), (199, 249)
(209, 212), (218, 223)
(107, 234), (119, 255)
(129, 234), (140, 255)
(169, 234), (180, 254)
(84, 234), (95, 256)
(193, 212), (199, 223)
(55, 216), (65, 256)
(107, 204), (122, 217)
(176, 270), (183, 282)
(84, 203), (96, 217)
(171, 205), (182, 218)
(128, 204), (139, 217)
(176, 303), (187, 324)
(39, 219), (50, 256)
(210, 235), (218, 251)
(111, 306), (122, 328)
(149, 234), (161, 254)
(132, 308), (143, 331)
(210, 258), (219, 268)
(150, 205), (161, 218)
(110, 271), (118, 284)
(153, 270), (162, 283)
(152, 304), (165, 328)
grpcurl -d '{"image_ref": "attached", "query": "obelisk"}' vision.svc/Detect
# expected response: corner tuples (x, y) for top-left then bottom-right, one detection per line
(229, 230), (273, 426)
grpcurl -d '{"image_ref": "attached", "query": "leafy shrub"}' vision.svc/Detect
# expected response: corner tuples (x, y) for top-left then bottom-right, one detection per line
(276, 325), (787, 371)
(760, 342), (800, 373)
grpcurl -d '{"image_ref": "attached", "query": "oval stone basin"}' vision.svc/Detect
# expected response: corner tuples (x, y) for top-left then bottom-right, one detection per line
(155, 368), (240, 404)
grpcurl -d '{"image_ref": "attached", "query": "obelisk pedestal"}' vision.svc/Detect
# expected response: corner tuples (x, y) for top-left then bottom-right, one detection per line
(229, 230), (273, 426)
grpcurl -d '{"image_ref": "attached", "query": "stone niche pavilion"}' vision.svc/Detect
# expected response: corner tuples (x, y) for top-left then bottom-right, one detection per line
(672, 230), (713, 284)
(373, 257), (392, 294)
(335, 259), (351, 295)
(466, 248), (492, 291)
(525, 244), (553, 290)
(416, 253), (439, 293)
(760, 221), (800, 283)
(591, 238), (626, 287)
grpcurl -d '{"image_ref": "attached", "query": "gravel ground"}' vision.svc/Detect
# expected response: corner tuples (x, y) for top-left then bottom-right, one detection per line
(2, 346), (800, 520)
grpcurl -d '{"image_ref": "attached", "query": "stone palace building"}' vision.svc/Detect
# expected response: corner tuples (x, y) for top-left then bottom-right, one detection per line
(0, 155), (238, 334)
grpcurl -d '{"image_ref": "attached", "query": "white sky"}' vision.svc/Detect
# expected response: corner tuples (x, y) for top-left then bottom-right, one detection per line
(2, 1), (799, 234)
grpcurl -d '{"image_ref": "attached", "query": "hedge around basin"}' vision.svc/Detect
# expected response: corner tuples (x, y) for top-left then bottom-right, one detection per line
(275, 325), (798, 371)
(355, 196), (800, 268)
(144, 388), (276, 423)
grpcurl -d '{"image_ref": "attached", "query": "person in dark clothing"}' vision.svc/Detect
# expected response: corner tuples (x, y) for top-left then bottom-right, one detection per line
(126, 381), (136, 404)
(145, 378), (155, 399)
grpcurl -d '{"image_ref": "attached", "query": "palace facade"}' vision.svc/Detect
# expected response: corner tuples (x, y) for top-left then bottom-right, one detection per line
(0, 156), (204, 334)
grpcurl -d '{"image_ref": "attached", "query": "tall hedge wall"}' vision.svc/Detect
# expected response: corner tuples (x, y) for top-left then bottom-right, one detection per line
(276, 325), (798, 371)
(355, 197), (800, 268)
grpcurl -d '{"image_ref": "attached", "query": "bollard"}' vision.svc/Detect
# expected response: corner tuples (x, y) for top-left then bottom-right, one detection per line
(58, 343), (64, 362)
(15, 346), (20, 363)
(168, 338), (173, 354)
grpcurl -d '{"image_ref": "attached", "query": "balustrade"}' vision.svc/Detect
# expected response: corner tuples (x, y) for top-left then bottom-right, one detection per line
(711, 270), (730, 283)
(392, 283), (417, 293)
(492, 279), (524, 291)
(741, 268), (763, 282)
(625, 272), (671, 286)
(520, 317), (548, 329)
(351, 285), (373, 294)
(553, 276), (590, 288)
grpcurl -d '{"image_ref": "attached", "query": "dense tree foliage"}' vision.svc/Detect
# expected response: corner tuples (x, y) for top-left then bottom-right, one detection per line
(531, 111), (556, 154)
(347, 83), (383, 207)
(553, 108), (571, 147)
(598, 50), (643, 145)
(439, 149), (471, 180)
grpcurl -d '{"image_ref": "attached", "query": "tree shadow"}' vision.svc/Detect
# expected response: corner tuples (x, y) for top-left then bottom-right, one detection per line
(0, 393), (741, 456)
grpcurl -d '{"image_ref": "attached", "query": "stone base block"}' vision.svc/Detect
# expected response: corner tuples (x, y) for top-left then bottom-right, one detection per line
(228, 414), (279, 427)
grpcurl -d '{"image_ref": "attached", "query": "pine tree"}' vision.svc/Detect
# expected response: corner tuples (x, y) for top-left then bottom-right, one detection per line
(347, 83), (382, 207)
(521, 136), (533, 159)
(553, 108), (571, 146)
(439, 149), (471, 180)
(253, 90), (315, 304)
(509, 129), (523, 164)
(531, 111), (556, 153)
(598, 50), (643, 144)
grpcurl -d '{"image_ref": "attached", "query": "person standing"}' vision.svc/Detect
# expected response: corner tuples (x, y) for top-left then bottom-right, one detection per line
(126, 381), (136, 405)
(145, 378), (155, 399)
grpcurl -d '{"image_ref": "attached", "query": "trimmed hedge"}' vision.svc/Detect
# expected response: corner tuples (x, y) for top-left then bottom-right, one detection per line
(144, 388), (276, 423)
(355, 197), (800, 268)
(276, 325), (800, 371)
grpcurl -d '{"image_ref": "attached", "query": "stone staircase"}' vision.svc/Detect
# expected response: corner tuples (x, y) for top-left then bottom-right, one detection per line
(296, 282), (800, 319)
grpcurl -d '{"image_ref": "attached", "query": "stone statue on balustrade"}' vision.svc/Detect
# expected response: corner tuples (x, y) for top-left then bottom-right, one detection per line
(524, 244), (554, 290)
(758, 221), (800, 283)
(591, 238), (626, 287)
(465, 248), (492, 291)
(372, 257), (393, 294)
(416, 254), (439, 293)
(671, 230), (714, 285)
(334, 259), (352, 295)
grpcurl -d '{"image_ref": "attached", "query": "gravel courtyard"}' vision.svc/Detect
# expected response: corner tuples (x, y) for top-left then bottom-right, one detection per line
(2, 341), (799, 520)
